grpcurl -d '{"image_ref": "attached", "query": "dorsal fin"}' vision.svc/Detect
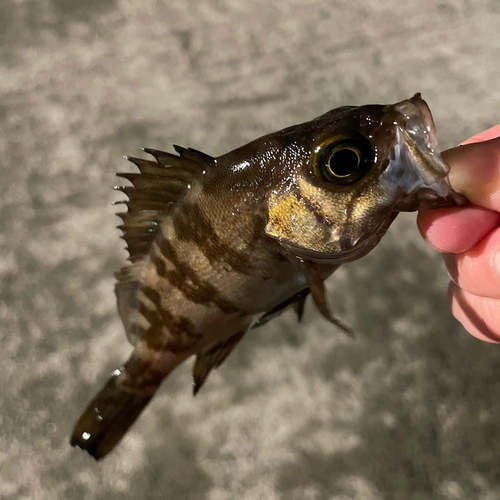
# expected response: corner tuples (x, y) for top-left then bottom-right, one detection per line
(173, 145), (215, 163)
(115, 148), (211, 262)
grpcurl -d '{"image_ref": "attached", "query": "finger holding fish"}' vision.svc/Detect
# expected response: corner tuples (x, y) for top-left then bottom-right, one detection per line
(417, 130), (500, 342)
(417, 204), (500, 254)
(417, 135), (500, 254)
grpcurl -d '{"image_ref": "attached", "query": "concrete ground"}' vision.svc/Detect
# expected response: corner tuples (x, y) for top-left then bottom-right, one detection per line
(1, 1), (500, 499)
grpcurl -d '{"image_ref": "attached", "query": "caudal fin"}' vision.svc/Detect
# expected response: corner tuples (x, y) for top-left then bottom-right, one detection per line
(70, 368), (157, 460)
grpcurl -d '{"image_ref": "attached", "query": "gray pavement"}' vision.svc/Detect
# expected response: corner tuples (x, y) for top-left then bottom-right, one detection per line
(1, 1), (500, 499)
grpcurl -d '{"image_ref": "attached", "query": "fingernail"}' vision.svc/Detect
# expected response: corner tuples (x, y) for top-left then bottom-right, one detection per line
(443, 253), (459, 285)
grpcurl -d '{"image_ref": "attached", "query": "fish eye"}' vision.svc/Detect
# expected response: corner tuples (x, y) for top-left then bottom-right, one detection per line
(317, 135), (372, 185)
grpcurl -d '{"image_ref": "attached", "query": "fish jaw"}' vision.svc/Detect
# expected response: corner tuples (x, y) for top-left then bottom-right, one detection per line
(382, 94), (467, 211)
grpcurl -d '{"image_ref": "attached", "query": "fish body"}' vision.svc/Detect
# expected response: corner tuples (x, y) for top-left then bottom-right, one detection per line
(71, 94), (465, 459)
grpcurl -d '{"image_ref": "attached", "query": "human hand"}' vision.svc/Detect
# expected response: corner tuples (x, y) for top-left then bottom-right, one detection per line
(417, 125), (500, 343)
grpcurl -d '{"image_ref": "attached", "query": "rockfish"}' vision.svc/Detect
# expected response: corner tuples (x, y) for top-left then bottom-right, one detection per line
(71, 94), (465, 459)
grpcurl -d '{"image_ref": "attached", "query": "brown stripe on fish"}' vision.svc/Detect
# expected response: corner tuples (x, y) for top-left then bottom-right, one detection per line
(160, 307), (203, 353)
(141, 285), (162, 306)
(172, 202), (254, 275)
(137, 302), (158, 329)
(140, 286), (203, 352)
(301, 194), (330, 227)
(296, 178), (338, 227)
(151, 251), (168, 278)
(250, 213), (267, 242)
(136, 289), (163, 346)
(158, 237), (241, 314)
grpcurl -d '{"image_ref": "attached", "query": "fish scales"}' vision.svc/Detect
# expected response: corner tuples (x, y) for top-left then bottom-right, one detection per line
(71, 94), (466, 459)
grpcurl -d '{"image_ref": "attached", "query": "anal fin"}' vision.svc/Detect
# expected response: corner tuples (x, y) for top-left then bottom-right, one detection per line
(192, 331), (246, 395)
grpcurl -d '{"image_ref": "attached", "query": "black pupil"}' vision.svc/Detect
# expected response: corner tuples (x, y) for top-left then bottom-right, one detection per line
(328, 148), (359, 177)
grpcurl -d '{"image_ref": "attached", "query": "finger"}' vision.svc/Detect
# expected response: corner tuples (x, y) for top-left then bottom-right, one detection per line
(417, 205), (500, 253)
(460, 124), (500, 145)
(444, 227), (500, 299)
(448, 282), (500, 343)
(442, 136), (500, 211)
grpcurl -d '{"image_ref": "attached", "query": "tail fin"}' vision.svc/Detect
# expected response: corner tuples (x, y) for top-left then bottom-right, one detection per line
(70, 367), (158, 460)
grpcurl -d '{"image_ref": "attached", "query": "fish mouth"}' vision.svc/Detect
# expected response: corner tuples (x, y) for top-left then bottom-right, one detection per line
(383, 93), (467, 211)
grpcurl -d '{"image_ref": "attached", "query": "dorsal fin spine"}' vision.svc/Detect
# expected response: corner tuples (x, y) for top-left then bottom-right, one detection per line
(114, 147), (208, 262)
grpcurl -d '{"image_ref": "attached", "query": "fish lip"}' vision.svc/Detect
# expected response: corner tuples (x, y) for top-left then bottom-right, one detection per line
(383, 94), (466, 211)
(409, 93), (437, 139)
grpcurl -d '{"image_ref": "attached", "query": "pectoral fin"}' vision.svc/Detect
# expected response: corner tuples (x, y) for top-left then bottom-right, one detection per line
(300, 261), (354, 337)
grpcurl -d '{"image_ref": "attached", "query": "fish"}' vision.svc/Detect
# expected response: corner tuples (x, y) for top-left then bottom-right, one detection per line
(70, 93), (466, 459)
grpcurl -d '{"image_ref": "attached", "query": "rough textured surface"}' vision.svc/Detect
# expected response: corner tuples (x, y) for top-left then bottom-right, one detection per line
(2, 1), (500, 499)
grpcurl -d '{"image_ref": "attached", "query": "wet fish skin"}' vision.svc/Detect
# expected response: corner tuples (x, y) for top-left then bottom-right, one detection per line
(71, 94), (465, 459)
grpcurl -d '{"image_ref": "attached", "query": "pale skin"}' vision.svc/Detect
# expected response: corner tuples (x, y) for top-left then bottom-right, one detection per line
(417, 125), (500, 343)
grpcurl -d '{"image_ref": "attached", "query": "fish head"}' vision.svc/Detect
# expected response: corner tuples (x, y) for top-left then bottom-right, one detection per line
(264, 93), (466, 264)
